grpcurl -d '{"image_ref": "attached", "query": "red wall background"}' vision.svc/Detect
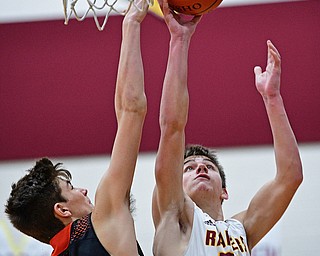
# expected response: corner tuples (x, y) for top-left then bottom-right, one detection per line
(1, 0), (319, 160)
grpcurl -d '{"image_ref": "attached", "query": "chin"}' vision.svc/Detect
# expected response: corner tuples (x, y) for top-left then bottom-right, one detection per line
(189, 185), (211, 198)
(196, 183), (212, 191)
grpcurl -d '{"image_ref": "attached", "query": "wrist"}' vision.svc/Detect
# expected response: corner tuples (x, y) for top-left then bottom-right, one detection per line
(170, 35), (191, 46)
(123, 18), (141, 26)
(263, 93), (284, 106)
(122, 19), (141, 36)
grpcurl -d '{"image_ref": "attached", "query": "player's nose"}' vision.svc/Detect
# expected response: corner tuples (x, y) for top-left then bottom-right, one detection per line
(196, 164), (208, 174)
(80, 188), (88, 196)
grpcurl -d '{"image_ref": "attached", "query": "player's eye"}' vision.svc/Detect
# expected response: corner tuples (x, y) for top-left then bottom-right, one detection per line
(184, 166), (193, 172)
(67, 181), (74, 189)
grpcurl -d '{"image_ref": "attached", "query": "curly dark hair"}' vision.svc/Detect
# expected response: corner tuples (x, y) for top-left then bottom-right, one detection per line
(5, 158), (72, 244)
(184, 144), (226, 189)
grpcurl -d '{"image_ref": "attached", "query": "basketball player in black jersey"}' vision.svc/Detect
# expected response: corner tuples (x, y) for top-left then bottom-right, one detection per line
(5, 0), (148, 254)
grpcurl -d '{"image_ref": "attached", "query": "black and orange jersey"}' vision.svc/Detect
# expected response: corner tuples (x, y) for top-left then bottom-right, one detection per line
(50, 213), (144, 256)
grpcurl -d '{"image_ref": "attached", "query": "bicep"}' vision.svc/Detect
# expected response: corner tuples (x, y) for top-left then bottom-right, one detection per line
(92, 207), (138, 255)
(242, 178), (298, 249)
(95, 112), (145, 216)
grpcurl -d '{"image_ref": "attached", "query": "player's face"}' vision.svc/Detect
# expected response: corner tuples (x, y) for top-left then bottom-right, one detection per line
(182, 156), (226, 202)
(58, 179), (94, 219)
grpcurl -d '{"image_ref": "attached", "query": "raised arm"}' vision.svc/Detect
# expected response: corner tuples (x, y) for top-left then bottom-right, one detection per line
(234, 40), (303, 250)
(91, 1), (148, 254)
(152, 0), (201, 227)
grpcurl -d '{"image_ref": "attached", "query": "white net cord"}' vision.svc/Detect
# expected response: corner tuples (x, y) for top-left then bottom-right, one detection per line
(63, 0), (154, 31)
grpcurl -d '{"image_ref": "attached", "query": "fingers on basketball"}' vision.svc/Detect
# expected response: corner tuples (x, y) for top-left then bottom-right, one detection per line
(167, 0), (223, 15)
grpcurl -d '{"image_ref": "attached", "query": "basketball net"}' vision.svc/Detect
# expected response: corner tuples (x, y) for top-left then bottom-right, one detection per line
(63, 0), (154, 31)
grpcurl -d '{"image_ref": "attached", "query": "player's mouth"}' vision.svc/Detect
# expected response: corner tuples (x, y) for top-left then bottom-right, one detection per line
(195, 174), (210, 180)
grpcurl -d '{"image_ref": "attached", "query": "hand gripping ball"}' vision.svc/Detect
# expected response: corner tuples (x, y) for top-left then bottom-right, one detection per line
(168, 0), (223, 15)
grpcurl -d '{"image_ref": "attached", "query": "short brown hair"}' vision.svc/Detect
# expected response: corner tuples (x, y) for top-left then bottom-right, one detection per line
(5, 158), (72, 244)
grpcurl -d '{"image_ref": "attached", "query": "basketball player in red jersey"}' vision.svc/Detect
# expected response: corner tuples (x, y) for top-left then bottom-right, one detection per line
(5, 0), (148, 255)
(152, 0), (303, 255)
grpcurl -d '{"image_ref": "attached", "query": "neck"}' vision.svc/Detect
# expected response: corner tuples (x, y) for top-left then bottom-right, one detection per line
(55, 215), (73, 227)
(192, 195), (224, 221)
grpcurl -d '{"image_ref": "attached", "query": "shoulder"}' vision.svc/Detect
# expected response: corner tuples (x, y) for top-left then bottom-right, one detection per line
(231, 210), (246, 224)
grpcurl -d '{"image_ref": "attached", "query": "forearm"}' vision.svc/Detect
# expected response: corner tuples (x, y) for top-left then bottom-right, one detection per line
(155, 36), (191, 208)
(115, 20), (146, 118)
(264, 95), (303, 185)
(160, 37), (191, 130)
(167, 36), (191, 87)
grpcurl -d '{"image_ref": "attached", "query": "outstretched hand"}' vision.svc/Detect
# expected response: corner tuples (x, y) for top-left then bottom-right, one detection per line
(125, 0), (149, 23)
(254, 40), (282, 99)
(159, 0), (202, 39)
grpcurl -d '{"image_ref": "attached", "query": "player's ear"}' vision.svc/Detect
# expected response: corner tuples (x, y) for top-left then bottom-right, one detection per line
(221, 188), (229, 201)
(54, 203), (72, 218)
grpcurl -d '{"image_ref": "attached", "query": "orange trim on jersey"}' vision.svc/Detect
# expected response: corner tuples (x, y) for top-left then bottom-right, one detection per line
(50, 223), (72, 256)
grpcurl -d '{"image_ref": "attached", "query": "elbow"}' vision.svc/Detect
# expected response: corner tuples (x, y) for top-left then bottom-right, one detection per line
(292, 171), (303, 191)
(134, 98), (147, 117)
(119, 92), (147, 117)
(295, 166), (303, 188)
(278, 156), (303, 191)
(127, 92), (147, 116)
(294, 157), (303, 187)
(159, 120), (186, 134)
(159, 112), (187, 134)
(289, 158), (303, 190)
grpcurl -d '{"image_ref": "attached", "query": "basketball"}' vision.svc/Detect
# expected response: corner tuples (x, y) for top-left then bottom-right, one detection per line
(168, 0), (223, 15)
